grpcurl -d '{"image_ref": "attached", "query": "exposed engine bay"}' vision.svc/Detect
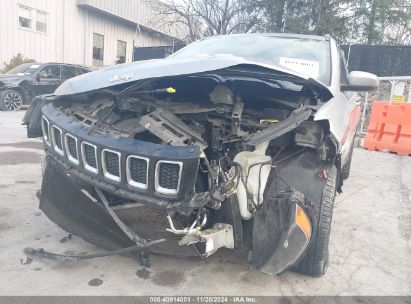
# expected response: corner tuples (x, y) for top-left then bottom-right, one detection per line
(28, 67), (340, 276)
(55, 74), (336, 213)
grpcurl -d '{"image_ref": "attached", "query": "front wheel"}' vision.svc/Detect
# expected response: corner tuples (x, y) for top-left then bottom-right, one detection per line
(0, 89), (24, 111)
(294, 165), (338, 277)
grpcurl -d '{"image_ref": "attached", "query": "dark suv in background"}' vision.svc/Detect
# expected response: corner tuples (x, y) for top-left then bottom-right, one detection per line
(0, 62), (90, 111)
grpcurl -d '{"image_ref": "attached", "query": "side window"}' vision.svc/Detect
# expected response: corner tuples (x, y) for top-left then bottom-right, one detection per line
(339, 50), (349, 85)
(77, 67), (89, 75)
(61, 66), (77, 80)
(40, 65), (61, 79)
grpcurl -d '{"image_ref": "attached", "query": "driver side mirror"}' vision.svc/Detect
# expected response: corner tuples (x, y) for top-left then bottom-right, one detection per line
(341, 71), (379, 92)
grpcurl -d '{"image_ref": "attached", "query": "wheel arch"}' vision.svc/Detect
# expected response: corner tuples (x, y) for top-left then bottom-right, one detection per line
(311, 118), (343, 191)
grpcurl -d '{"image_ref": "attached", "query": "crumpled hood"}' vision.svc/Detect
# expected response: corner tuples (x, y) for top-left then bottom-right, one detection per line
(55, 55), (332, 99)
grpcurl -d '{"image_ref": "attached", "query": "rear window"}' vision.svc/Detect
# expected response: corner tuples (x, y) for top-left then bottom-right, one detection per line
(6, 63), (41, 76)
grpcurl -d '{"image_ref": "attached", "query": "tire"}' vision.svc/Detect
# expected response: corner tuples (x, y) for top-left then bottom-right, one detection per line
(341, 136), (355, 180)
(0, 89), (24, 111)
(24, 96), (49, 138)
(294, 165), (338, 277)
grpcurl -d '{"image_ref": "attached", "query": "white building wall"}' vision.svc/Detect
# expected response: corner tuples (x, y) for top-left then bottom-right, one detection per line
(0, 0), (173, 70)
(84, 9), (169, 66)
(60, 0), (87, 65)
(76, 0), (187, 40)
(0, 0), (64, 67)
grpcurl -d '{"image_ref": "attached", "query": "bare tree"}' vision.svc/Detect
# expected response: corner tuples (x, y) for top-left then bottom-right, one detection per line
(150, 0), (263, 42)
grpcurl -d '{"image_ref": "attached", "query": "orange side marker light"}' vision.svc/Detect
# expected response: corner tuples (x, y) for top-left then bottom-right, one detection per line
(296, 204), (312, 239)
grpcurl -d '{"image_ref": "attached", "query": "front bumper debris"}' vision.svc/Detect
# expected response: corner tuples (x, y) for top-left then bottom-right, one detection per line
(33, 159), (236, 263)
(24, 240), (164, 266)
(259, 202), (311, 275)
(38, 158), (200, 257)
(250, 190), (312, 275)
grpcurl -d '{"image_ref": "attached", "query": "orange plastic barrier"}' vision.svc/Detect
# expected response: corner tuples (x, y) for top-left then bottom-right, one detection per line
(364, 102), (411, 156)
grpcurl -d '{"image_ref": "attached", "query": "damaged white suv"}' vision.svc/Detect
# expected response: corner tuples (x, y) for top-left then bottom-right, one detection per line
(24, 33), (378, 276)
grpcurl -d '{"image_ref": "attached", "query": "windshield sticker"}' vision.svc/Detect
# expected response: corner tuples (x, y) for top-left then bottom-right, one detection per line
(279, 57), (319, 78)
(30, 65), (41, 69)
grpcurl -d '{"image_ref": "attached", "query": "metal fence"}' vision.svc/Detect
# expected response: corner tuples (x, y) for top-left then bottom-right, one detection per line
(341, 45), (411, 136)
(133, 45), (185, 61)
(341, 45), (411, 77)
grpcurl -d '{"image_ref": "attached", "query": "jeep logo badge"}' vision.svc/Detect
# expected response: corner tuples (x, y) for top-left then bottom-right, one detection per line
(110, 72), (134, 82)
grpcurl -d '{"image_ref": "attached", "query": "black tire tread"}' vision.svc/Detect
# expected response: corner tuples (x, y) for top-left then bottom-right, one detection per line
(294, 165), (337, 277)
(0, 90), (7, 111)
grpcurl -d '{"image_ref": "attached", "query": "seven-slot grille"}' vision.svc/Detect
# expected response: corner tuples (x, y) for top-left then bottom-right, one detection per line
(127, 156), (148, 189)
(156, 161), (182, 195)
(43, 118), (185, 195)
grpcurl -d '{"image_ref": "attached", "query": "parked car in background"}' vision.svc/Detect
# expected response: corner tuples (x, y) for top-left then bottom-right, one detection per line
(25, 33), (378, 277)
(0, 62), (90, 111)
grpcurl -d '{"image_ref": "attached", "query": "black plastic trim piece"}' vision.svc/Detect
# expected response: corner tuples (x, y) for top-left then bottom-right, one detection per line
(245, 108), (312, 145)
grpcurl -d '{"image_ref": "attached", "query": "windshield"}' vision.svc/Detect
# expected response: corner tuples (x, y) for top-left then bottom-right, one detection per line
(171, 35), (331, 85)
(6, 63), (41, 76)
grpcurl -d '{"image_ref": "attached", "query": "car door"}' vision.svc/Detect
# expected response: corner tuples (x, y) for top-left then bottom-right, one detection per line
(33, 65), (62, 96)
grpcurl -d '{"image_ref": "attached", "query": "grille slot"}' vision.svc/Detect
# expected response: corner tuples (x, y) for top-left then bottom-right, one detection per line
(51, 126), (64, 156)
(65, 134), (79, 165)
(127, 156), (148, 189)
(102, 149), (121, 182)
(155, 161), (182, 195)
(41, 116), (50, 145)
(81, 142), (98, 174)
